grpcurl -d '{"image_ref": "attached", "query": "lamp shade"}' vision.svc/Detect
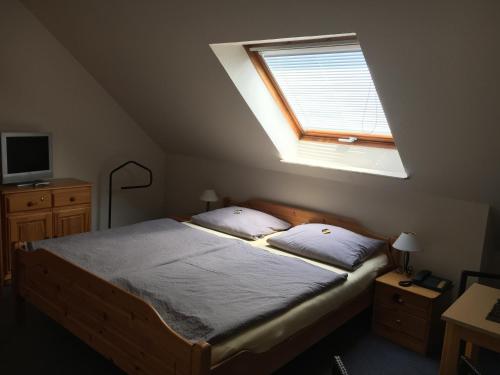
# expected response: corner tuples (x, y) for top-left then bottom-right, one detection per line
(200, 189), (218, 203)
(392, 232), (421, 252)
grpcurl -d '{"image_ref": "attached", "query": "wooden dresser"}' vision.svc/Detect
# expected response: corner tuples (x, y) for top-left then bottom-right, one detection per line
(0, 178), (91, 283)
(373, 270), (450, 355)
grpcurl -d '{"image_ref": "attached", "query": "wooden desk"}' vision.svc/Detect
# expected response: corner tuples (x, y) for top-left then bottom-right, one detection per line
(440, 283), (500, 375)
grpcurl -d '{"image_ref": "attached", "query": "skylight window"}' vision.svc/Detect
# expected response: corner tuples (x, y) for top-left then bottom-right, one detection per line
(247, 38), (393, 146)
(210, 36), (407, 178)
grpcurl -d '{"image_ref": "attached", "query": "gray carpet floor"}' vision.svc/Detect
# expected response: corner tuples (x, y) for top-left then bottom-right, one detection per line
(1, 286), (498, 374)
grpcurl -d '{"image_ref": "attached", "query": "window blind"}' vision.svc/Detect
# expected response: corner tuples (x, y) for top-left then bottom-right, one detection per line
(259, 45), (391, 137)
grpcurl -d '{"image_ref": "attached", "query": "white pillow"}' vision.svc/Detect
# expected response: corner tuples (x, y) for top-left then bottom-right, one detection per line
(268, 223), (385, 270)
(191, 206), (291, 240)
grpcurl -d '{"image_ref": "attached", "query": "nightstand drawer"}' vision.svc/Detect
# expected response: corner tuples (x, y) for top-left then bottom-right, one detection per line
(373, 306), (428, 341)
(53, 189), (91, 207)
(375, 283), (430, 319)
(5, 191), (52, 213)
(373, 322), (427, 354)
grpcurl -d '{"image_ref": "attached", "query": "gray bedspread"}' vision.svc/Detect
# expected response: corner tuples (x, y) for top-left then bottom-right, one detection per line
(31, 219), (347, 343)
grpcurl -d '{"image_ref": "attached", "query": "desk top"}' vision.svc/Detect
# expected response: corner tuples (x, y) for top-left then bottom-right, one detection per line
(442, 283), (500, 339)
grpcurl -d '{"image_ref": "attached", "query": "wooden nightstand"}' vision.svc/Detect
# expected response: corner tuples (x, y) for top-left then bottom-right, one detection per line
(372, 270), (451, 355)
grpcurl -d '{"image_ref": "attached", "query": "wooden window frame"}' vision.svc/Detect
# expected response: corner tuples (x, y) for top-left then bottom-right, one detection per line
(245, 41), (395, 149)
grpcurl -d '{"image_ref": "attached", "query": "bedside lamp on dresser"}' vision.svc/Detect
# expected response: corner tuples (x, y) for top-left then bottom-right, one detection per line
(200, 189), (218, 212)
(372, 232), (451, 356)
(392, 232), (421, 276)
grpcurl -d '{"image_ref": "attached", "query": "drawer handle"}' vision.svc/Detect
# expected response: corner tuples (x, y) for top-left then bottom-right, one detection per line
(393, 293), (404, 304)
(395, 319), (402, 324)
(69, 197), (76, 202)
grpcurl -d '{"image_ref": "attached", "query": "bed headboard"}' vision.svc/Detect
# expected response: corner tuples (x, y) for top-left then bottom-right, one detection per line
(223, 197), (399, 271)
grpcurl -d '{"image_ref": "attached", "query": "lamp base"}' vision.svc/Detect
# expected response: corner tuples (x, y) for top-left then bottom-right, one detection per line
(402, 251), (414, 276)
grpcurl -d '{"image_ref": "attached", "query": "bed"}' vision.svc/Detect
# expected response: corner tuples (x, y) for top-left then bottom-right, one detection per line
(13, 198), (397, 375)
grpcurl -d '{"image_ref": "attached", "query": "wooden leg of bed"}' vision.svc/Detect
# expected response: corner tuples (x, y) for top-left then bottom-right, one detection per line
(192, 341), (211, 375)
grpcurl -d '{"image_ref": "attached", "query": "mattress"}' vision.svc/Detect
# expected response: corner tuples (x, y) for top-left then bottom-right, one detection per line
(183, 222), (389, 365)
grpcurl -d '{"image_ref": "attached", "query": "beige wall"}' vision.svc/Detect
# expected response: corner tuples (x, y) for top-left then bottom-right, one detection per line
(0, 0), (167, 229)
(8, 0), (497, 286)
(166, 154), (489, 288)
(19, 0), (500, 275)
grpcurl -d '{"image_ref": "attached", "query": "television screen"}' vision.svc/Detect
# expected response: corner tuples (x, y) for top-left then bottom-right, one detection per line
(6, 136), (50, 174)
(1, 133), (52, 184)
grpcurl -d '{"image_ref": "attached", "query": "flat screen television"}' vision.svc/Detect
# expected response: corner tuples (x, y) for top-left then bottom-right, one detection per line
(1, 132), (53, 184)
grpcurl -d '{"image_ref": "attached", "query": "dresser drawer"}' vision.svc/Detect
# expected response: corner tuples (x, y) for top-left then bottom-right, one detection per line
(5, 191), (52, 213)
(375, 283), (430, 319)
(53, 189), (91, 207)
(373, 305), (429, 341)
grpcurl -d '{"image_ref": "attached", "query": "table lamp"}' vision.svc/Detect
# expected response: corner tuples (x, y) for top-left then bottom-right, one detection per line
(200, 189), (218, 211)
(393, 232), (421, 277)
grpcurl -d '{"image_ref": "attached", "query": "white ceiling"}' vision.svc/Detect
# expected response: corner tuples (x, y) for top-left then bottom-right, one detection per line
(19, 0), (500, 206)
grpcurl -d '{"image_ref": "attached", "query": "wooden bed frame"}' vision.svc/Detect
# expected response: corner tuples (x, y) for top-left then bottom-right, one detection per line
(13, 198), (397, 375)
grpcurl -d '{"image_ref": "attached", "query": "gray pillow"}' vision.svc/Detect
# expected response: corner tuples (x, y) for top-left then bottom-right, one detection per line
(267, 223), (385, 270)
(191, 206), (291, 240)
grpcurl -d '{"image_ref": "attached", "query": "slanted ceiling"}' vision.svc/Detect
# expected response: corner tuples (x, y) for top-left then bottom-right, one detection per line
(20, 0), (500, 204)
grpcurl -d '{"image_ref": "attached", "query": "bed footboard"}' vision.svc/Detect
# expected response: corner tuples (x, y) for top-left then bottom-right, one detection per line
(13, 243), (211, 375)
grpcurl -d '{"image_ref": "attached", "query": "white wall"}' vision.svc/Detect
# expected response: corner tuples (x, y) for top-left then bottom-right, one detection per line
(166, 154), (488, 288)
(19, 0), (500, 204)
(13, 0), (499, 283)
(19, 0), (500, 275)
(0, 0), (167, 229)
